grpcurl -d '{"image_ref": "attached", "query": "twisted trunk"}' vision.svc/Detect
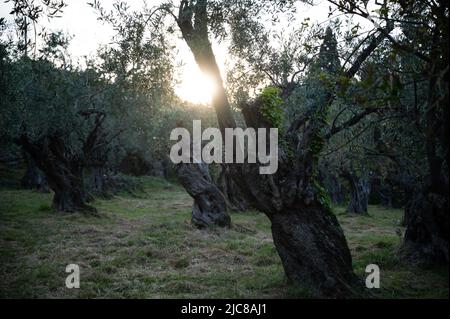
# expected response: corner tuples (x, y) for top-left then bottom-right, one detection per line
(17, 134), (94, 213)
(176, 162), (230, 228)
(51, 165), (88, 212)
(219, 95), (358, 295)
(270, 206), (357, 297)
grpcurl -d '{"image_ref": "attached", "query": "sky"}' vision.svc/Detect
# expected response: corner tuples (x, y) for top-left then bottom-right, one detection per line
(0, 0), (349, 103)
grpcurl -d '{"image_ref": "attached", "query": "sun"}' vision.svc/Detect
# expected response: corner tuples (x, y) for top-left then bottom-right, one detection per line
(175, 65), (217, 105)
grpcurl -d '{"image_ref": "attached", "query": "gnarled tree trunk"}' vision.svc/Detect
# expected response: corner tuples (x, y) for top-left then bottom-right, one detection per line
(52, 165), (89, 212)
(176, 162), (231, 228)
(270, 206), (356, 297)
(17, 134), (94, 213)
(401, 189), (449, 264)
(232, 101), (359, 297)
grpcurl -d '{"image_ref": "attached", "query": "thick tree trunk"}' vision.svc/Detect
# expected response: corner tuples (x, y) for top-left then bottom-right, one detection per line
(21, 152), (49, 193)
(270, 206), (357, 297)
(176, 162), (231, 228)
(52, 179), (88, 212)
(43, 160), (92, 212)
(401, 189), (449, 264)
(18, 135), (94, 213)
(217, 165), (250, 211)
(341, 169), (370, 214)
(232, 99), (359, 296)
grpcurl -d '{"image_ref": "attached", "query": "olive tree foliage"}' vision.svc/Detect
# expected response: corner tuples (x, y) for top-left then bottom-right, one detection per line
(90, 0), (218, 170)
(0, 28), (121, 211)
(329, 0), (449, 264)
(5, 0), (66, 57)
(89, 1), (175, 166)
(0, 0), (190, 211)
(327, 45), (426, 210)
(1, 0), (69, 190)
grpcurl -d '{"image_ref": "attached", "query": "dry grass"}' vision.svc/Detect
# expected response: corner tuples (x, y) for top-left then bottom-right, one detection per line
(0, 168), (448, 298)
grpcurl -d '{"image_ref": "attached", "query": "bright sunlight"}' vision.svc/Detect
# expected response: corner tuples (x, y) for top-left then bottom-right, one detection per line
(175, 66), (217, 105)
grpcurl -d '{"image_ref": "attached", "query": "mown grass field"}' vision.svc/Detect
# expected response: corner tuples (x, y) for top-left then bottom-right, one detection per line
(0, 164), (448, 298)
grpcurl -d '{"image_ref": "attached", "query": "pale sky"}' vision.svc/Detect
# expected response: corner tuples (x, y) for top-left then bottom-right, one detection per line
(0, 0), (366, 103)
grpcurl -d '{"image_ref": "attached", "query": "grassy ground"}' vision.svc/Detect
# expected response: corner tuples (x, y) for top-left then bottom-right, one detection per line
(0, 165), (448, 298)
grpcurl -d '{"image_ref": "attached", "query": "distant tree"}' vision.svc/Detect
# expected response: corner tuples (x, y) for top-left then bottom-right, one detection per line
(0, 39), (119, 211)
(4, 0), (67, 190)
(330, 0), (449, 264)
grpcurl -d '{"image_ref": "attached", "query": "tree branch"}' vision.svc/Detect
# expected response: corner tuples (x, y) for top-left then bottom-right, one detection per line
(324, 108), (378, 139)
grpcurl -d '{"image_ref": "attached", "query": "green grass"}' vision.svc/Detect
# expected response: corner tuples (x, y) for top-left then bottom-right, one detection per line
(0, 166), (448, 298)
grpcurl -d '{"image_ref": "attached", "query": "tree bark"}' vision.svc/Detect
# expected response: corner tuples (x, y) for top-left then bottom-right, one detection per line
(341, 168), (370, 214)
(17, 134), (94, 213)
(52, 167), (89, 212)
(176, 162), (231, 228)
(401, 189), (449, 264)
(270, 206), (357, 297)
(318, 165), (345, 204)
(217, 165), (250, 211)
